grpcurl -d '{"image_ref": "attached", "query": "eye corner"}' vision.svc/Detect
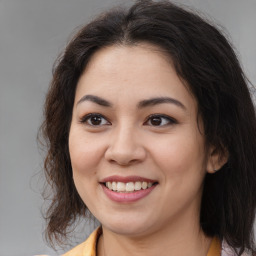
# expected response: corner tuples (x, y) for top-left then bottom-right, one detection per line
(144, 114), (178, 127)
(79, 113), (111, 127)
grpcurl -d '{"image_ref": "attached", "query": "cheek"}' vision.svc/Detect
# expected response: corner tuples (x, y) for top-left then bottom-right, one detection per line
(156, 138), (204, 164)
(150, 133), (207, 182)
(152, 137), (207, 208)
(68, 128), (104, 206)
(69, 128), (103, 177)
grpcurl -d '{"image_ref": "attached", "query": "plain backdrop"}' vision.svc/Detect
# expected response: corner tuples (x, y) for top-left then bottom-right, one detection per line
(0, 0), (255, 255)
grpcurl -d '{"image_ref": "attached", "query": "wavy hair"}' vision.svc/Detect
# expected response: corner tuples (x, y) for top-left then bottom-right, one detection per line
(40, 1), (256, 254)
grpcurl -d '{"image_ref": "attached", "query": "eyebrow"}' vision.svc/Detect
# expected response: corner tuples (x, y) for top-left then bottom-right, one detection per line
(137, 97), (186, 110)
(77, 94), (186, 110)
(77, 94), (112, 107)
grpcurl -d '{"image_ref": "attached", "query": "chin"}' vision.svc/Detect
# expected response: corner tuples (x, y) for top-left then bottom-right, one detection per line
(100, 215), (156, 237)
(105, 224), (150, 237)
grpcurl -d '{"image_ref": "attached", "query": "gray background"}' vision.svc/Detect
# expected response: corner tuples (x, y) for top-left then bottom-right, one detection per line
(0, 0), (255, 255)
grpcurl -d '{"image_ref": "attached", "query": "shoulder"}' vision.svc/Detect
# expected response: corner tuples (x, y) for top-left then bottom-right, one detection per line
(221, 240), (253, 256)
(35, 227), (102, 256)
(62, 227), (102, 256)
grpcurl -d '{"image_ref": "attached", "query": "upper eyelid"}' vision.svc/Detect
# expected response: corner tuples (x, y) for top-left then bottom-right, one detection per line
(79, 113), (177, 124)
(144, 114), (177, 122)
(79, 113), (110, 123)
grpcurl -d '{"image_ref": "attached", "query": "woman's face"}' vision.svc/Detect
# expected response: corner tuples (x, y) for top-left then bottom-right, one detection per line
(69, 44), (214, 237)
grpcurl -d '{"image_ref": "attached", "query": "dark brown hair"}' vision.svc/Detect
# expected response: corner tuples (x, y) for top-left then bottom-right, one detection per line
(40, 0), (256, 254)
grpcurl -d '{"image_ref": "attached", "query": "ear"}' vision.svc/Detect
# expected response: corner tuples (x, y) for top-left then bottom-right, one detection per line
(206, 145), (229, 174)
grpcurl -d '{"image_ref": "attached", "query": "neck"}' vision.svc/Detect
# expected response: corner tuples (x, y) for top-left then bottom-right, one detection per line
(97, 215), (212, 256)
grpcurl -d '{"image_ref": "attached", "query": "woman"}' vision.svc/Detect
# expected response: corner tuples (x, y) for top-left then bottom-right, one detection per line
(40, 1), (256, 255)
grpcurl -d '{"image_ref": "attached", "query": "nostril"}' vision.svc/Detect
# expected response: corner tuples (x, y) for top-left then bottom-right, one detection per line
(104, 137), (147, 165)
(107, 156), (140, 166)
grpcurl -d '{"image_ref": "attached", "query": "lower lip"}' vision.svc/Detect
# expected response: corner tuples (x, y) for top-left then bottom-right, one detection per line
(101, 184), (156, 203)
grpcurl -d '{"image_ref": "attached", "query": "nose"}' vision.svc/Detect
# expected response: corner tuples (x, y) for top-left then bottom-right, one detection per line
(104, 125), (146, 166)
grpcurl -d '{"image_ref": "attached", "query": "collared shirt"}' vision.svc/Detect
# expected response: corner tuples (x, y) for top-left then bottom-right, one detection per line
(62, 227), (222, 256)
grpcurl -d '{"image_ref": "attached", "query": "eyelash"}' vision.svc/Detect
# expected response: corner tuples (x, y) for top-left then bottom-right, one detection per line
(144, 114), (177, 126)
(79, 113), (177, 127)
(79, 113), (110, 126)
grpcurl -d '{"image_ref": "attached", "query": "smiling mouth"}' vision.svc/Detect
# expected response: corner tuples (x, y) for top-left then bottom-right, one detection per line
(103, 181), (158, 193)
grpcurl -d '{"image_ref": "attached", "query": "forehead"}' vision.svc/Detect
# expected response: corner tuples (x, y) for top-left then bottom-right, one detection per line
(84, 43), (174, 77)
(75, 43), (196, 110)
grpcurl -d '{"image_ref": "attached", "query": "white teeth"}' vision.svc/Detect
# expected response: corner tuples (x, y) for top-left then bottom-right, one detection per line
(112, 181), (117, 191)
(126, 182), (135, 192)
(142, 181), (147, 189)
(106, 182), (112, 190)
(105, 181), (155, 192)
(117, 182), (126, 192)
(135, 181), (142, 190)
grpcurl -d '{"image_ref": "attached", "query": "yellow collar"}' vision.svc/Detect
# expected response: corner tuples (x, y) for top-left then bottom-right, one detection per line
(63, 227), (221, 256)
(63, 228), (102, 256)
(207, 237), (221, 256)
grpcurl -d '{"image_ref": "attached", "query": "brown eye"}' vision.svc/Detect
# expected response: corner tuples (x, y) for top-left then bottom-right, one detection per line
(80, 113), (110, 126)
(145, 114), (177, 127)
(150, 116), (162, 126)
(90, 115), (103, 125)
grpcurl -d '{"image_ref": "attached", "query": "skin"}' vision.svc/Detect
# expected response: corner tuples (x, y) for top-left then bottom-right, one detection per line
(69, 44), (225, 256)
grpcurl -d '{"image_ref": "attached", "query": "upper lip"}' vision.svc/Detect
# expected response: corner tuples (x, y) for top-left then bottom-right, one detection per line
(100, 175), (158, 183)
